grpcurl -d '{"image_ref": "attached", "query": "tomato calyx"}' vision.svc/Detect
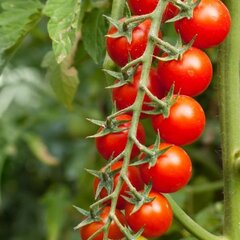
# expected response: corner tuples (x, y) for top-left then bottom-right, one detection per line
(87, 116), (131, 138)
(168, 0), (201, 22)
(105, 15), (148, 43)
(142, 85), (176, 117)
(122, 184), (154, 214)
(87, 167), (120, 199)
(74, 206), (102, 230)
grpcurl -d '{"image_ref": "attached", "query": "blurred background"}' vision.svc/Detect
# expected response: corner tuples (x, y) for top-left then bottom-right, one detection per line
(0, 8), (223, 240)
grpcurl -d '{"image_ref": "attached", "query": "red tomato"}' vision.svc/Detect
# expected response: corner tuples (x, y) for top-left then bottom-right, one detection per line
(112, 66), (165, 118)
(175, 0), (231, 48)
(80, 206), (126, 240)
(96, 114), (146, 160)
(93, 161), (144, 209)
(157, 47), (213, 97)
(152, 95), (206, 145)
(140, 143), (192, 193)
(106, 19), (161, 67)
(127, 0), (178, 22)
(125, 191), (173, 238)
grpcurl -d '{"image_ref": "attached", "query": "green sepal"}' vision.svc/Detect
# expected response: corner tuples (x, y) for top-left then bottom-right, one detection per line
(86, 167), (120, 199)
(166, 0), (201, 22)
(73, 206), (102, 230)
(86, 117), (130, 138)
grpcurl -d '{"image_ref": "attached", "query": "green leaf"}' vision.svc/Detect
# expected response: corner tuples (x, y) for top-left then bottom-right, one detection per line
(0, 0), (42, 74)
(82, 9), (108, 64)
(42, 51), (79, 109)
(44, 0), (81, 63)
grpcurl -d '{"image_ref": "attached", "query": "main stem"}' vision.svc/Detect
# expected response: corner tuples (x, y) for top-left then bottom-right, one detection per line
(218, 1), (240, 240)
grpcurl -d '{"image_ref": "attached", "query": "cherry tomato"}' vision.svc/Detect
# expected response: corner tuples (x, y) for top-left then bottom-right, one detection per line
(152, 95), (206, 145)
(175, 0), (231, 48)
(157, 47), (213, 97)
(106, 19), (161, 67)
(112, 66), (165, 118)
(80, 206), (126, 240)
(96, 114), (146, 160)
(127, 0), (178, 22)
(125, 191), (173, 238)
(140, 143), (192, 193)
(93, 161), (144, 209)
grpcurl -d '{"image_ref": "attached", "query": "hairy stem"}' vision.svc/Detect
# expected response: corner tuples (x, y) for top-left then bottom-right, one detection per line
(217, 0), (240, 240)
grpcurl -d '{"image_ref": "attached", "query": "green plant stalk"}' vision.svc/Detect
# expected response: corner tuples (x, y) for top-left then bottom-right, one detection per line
(165, 195), (225, 240)
(217, 1), (240, 240)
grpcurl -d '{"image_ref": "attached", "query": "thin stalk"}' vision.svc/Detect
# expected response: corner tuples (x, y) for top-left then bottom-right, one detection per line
(165, 195), (226, 240)
(217, 0), (240, 240)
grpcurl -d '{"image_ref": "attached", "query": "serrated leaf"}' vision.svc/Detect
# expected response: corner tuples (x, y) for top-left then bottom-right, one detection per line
(44, 0), (81, 63)
(82, 9), (108, 64)
(42, 51), (79, 109)
(0, 0), (42, 74)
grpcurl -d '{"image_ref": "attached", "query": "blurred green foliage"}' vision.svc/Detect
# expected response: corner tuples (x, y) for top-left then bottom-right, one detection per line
(0, 1), (223, 240)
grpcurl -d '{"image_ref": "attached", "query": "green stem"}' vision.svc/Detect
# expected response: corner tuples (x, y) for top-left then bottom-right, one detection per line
(165, 195), (226, 240)
(217, 1), (240, 240)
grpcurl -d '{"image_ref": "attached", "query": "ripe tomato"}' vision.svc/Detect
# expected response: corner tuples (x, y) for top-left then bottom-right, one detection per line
(112, 66), (165, 118)
(106, 19), (160, 67)
(125, 191), (172, 238)
(93, 161), (144, 209)
(80, 206), (126, 240)
(157, 47), (213, 97)
(127, 0), (178, 22)
(139, 143), (192, 193)
(175, 0), (231, 48)
(96, 114), (145, 160)
(152, 95), (206, 145)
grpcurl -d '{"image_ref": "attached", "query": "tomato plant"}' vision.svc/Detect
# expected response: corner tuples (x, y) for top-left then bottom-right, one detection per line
(80, 206), (126, 240)
(93, 161), (144, 209)
(125, 191), (173, 238)
(96, 114), (146, 160)
(175, 0), (231, 48)
(112, 65), (164, 118)
(140, 143), (192, 193)
(152, 95), (206, 145)
(157, 47), (213, 97)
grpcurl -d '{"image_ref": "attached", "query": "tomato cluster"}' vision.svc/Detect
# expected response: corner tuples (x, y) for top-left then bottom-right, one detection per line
(79, 0), (231, 239)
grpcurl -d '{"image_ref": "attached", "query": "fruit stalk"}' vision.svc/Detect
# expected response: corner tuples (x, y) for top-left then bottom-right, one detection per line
(217, 0), (240, 239)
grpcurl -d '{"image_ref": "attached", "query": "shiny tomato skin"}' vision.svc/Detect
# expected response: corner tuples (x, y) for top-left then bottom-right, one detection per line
(112, 66), (165, 118)
(157, 47), (213, 97)
(93, 161), (144, 209)
(125, 191), (173, 238)
(96, 114), (146, 160)
(80, 206), (126, 240)
(140, 143), (192, 193)
(106, 19), (160, 67)
(152, 95), (206, 145)
(175, 0), (231, 48)
(127, 0), (178, 22)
